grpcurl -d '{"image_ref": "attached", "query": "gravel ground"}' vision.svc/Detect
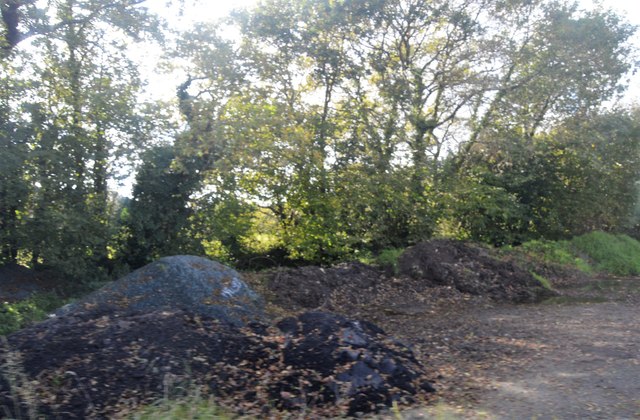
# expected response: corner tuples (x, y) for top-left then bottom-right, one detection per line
(375, 276), (640, 419)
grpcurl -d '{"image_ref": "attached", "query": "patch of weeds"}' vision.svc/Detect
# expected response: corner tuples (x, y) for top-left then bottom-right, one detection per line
(518, 240), (592, 273)
(571, 232), (640, 276)
(0, 292), (67, 336)
(531, 272), (552, 290)
(131, 386), (236, 420)
(375, 248), (405, 275)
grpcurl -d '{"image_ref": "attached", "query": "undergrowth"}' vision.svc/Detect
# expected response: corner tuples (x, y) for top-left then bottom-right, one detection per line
(131, 386), (236, 420)
(356, 247), (405, 275)
(516, 239), (592, 273)
(375, 248), (404, 275)
(0, 292), (67, 336)
(511, 231), (640, 277)
(571, 231), (640, 276)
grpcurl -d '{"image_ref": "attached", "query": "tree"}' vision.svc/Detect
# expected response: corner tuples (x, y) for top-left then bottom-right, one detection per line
(121, 145), (202, 268)
(0, 59), (30, 264)
(456, 1), (634, 171)
(170, 0), (637, 259)
(1, 0), (162, 57)
(0, 0), (169, 278)
(446, 109), (640, 244)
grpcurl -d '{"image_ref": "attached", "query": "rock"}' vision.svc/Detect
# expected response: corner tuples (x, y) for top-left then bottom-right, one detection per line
(55, 255), (265, 326)
(1, 310), (434, 419)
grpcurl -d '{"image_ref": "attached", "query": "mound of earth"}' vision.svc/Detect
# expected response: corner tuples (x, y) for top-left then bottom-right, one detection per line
(0, 309), (434, 418)
(261, 240), (555, 316)
(55, 255), (265, 327)
(398, 239), (556, 303)
(267, 262), (385, 310)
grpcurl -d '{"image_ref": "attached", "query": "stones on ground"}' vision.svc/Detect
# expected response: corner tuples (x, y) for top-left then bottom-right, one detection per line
(0, 309), (434, 418)
(54, 255), (265, 327)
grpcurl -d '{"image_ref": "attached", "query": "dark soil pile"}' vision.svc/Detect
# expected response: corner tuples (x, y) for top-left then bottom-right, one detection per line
(398, 240), (556, 303)
(0, 308), (434, 418)
(267, 262), (385, 310)
(260, 240), (556, 320)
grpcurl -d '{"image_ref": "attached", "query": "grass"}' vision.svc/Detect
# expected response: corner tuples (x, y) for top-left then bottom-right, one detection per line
(517, 239), (592, 273)
(131, 384), (239, 420)
(508, 231), (640, 279)
(0, 292), (67, 336)
(571, 231), (640, 276)
(531, 272), (553, 290)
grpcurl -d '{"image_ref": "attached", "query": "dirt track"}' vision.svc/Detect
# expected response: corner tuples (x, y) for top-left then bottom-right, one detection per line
(388, 277), (640, 419)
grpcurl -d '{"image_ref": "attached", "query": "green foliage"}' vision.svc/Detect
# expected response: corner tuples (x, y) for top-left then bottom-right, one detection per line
(0, 293), (66, 336)
(443, 171), (529, 245)
(571, 232), (640, 276)
(530, 272), (553, 290)
(375, 248), (404, 275)
(449, 109), (640, 245)
(131, 390), (234, 420)
(519, 240), (592, 273)
(121, 145), (203, 269)
(1, 0), (639, 271)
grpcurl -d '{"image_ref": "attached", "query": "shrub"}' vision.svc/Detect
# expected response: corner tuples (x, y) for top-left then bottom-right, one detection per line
(375, 248), (405, 275)
(0, 293), (66, 336)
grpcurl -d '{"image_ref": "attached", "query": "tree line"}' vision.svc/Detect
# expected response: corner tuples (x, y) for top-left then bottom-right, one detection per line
(1, 0), (639, 280)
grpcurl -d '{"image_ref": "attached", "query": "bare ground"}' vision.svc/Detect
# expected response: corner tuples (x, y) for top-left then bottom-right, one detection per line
(374, 276), (640, 419)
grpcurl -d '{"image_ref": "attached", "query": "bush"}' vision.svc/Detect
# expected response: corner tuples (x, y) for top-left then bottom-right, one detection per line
(0, 293), (66, 336)
(571, 231), (640, 276)
(375, 248), (404, 275)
